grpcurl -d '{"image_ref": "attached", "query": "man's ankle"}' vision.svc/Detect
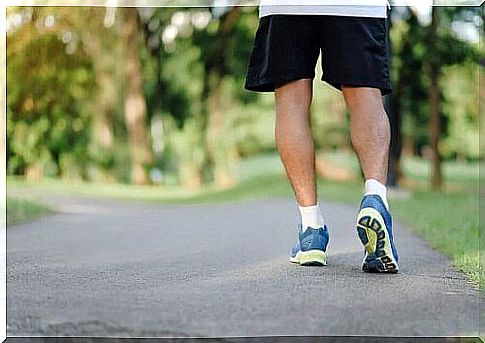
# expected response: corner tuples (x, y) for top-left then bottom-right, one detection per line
(364, 179), (389, 210)
(298, 201), (324, 232)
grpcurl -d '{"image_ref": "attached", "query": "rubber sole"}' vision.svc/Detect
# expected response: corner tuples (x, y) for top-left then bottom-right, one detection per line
(290, 249), (327, 266)
(356, 207), (399, 273)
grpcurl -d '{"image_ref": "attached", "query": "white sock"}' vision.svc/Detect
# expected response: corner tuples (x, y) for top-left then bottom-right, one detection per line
(364, 179), (389, 211)
(298, 202), (325, 232)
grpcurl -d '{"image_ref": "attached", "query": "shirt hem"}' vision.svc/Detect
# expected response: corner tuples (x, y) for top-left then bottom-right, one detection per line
(259, 5), (388, 18)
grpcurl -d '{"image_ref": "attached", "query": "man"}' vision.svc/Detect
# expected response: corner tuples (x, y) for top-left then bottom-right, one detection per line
(245, 0), (399, 272)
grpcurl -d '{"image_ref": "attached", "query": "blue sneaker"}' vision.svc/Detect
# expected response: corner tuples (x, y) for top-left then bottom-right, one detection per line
(289, 225), (329, 266)
(356, 195), (399, 273)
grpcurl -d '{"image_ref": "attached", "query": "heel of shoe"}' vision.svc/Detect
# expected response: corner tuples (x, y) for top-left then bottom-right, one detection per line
(299, 250), (327, 266)
(363, 256), (399, 273)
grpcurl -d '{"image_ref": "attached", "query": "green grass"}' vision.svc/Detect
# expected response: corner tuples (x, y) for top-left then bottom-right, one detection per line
(7, 153), (480, 288)
(392, 191), (479, 286)
(7, 173), (360, 205)
(6, 197), (53, 226)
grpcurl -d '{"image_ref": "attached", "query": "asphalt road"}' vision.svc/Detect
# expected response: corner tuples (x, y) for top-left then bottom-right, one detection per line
(7, 192), (480, 337)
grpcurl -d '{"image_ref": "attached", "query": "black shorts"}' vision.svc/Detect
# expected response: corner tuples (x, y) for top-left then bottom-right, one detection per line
(244, 14), (392, 95)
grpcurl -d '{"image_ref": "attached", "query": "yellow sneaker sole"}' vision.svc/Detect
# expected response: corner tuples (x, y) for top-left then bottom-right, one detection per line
(357, 207), (399, 273)
(290, 249), (327, 266)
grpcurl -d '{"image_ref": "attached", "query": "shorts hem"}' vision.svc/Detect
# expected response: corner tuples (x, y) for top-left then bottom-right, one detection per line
(323, 77), (392, 96)
(245, 73), (315, 92)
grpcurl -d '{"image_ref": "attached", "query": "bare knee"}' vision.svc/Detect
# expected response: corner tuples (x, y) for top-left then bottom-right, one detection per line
(342, 86), (386, 118)
(275, 79), (313, 119)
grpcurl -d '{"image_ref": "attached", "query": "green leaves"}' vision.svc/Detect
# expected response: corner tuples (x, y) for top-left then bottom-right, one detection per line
(7, 12), (95, 178)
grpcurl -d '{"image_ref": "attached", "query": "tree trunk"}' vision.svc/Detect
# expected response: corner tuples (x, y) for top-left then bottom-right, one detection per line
(80, 17), (115, 157)
(206, 73), (236, 188)
(78, 9), (120, 182)
(386, 74), (403, 186)
(429, 74), (442, 190)
(93, 70), (115, 151)
(121, 8), (153, 185)
(384, 13), (403, 187)
(386, 94), (402, 187)
(428, 6), (442, 190)
(205, 8), (241, 188)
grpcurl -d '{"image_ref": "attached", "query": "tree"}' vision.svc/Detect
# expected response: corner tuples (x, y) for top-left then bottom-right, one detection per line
(79, 7), (121, 179)
(427, 5), (442, 190)
(121, 8), (153, 184)
(204, 7), (242, 188)
(390, 6), (479, 190)
(385, 11), (403, 187)
(6, 7), (96, 179)
(424, 6), (479, 190)
(153, 7), (257, 188)
(140, 8), (209, 188)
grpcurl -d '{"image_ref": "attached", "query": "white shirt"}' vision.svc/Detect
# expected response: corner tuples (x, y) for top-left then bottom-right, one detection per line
(259, 0), (390, 18)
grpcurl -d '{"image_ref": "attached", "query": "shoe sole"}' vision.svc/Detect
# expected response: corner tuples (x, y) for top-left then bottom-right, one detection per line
(290, 249), (327, 266)
(356, 207), (399, 273)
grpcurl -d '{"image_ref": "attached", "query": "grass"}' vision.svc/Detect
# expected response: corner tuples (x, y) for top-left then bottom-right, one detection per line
(7, 173), (363, 206)
(392, 190), (479, 286)
(6, 197), (52, 226)
(7, 153), (480, 287)
(324, 150), (480, 189)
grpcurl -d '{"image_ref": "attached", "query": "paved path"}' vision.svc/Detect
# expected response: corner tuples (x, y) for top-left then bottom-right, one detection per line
(7, 192), (480, 337)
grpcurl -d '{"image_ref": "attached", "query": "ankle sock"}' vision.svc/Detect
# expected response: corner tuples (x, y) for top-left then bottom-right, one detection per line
(364, 179), (389, 211)
(298, 202), (324, 232)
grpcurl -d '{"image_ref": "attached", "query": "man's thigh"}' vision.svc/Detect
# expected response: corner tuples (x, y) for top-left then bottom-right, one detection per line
(245, 15), (321, 93)
(319, 15), (392, 96)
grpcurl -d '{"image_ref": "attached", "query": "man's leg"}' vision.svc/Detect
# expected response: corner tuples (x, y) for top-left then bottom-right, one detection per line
(343, 86), (399, 273)
(275, 79), (316, 207)
(342, 87), (390, 186)
(343, 87), (390, 210)
(276, 79), (328, 266)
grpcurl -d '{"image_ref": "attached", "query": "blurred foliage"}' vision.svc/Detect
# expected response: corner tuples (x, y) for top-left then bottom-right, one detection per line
(7, 20), (95, 179)
(441, 64), (479, 160)
(5, 6), (482, 187)
(390, 7), (479, 159)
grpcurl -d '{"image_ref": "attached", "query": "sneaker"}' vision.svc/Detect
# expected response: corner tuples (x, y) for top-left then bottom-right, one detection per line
(289, 225), (329, 266)
(356, 194), (399, 273)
